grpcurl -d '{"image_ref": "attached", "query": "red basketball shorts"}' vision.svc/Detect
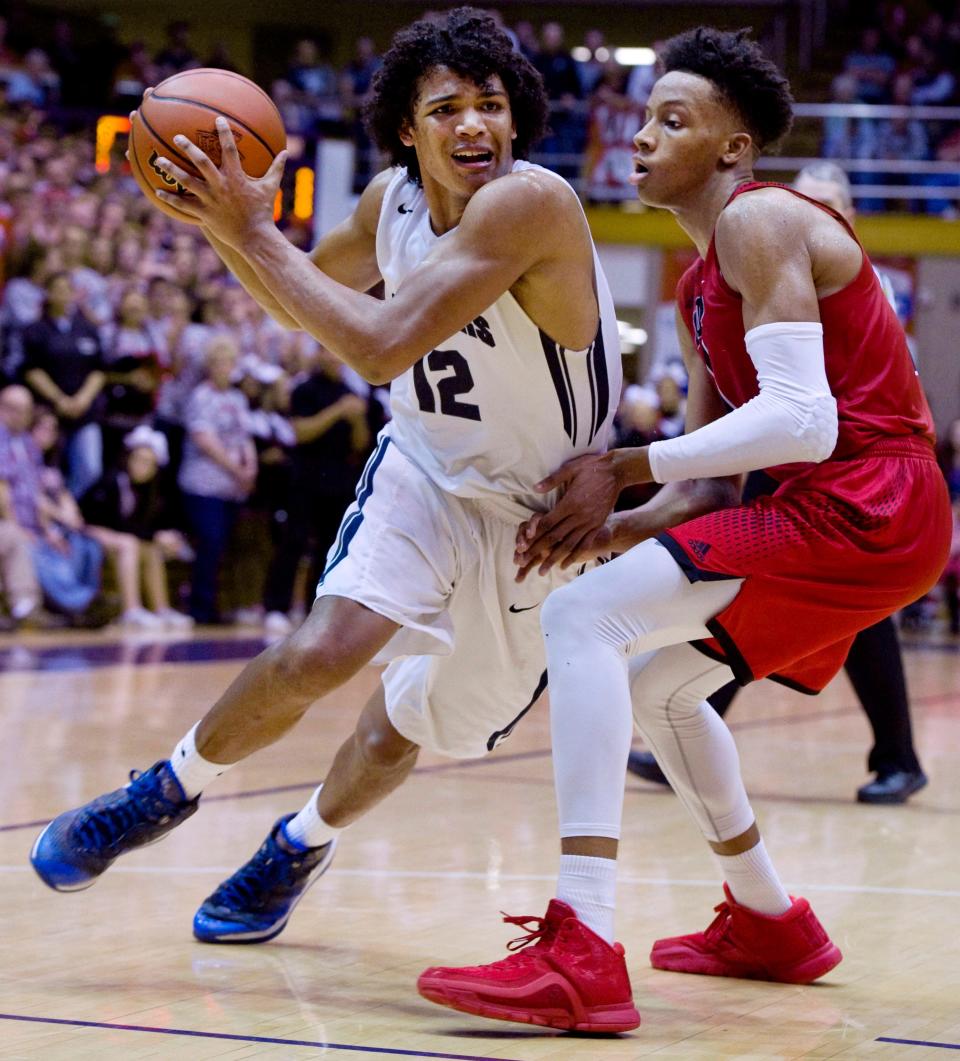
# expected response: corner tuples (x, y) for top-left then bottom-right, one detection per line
(657, 438), (951, 693)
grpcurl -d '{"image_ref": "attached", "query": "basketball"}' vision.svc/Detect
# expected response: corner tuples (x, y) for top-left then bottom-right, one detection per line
(128, 68), (286, 225)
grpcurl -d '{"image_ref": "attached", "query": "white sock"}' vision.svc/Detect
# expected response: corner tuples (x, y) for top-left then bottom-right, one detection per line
(716, 839), (792, 916)
(168, 722), (231, 800)
(556, 853), (617, 944)
(282, 784), (341, 851)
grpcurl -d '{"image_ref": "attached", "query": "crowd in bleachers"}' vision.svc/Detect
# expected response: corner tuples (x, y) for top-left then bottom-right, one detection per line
(832, 5), (960, 213)
(0, 5), (957, 635)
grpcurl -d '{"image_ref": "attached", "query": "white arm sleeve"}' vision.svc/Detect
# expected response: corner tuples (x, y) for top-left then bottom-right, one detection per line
(647, 321), (838, 484)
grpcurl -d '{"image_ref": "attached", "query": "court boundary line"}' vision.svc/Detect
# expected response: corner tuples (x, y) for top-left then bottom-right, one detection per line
(0, 1012), (523, 1060)
(876, 1037), (960, 1052)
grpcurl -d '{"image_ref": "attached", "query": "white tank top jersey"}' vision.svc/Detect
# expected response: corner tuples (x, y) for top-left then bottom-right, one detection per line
(375, 160), (622, 520)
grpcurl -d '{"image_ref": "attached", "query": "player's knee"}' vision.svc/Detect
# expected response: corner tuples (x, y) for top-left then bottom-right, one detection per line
(540, 581), (588, 643)
(355, 713), (419, 771)
(269, 635), (343, 702)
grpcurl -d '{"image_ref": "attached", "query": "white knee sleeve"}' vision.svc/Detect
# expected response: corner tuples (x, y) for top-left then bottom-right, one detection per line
(547, 541), (743, 841)
(629, 644), (756, 842)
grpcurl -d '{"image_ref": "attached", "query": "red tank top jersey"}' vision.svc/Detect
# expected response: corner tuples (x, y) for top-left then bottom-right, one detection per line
(661, 181), (950, 693)
(675, 181), (936, 479)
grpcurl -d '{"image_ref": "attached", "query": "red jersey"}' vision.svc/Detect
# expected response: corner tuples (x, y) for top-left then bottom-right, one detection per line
(661, 181), (951, 693)
(676, 181), (936, 479)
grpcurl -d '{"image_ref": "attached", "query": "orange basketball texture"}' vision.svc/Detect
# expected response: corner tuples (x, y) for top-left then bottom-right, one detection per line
(129, 68), (286, 225)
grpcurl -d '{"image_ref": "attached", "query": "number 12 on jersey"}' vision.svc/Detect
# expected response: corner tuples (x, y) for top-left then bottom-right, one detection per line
(413, 348), (481, 421)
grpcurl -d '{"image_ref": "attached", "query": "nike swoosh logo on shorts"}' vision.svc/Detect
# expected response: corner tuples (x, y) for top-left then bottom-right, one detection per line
(398, 203), (413, 213)
(509, 603), (540, 614)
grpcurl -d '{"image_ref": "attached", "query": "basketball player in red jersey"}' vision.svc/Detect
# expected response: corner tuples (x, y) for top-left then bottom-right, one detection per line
(418, 27), (952, 1032)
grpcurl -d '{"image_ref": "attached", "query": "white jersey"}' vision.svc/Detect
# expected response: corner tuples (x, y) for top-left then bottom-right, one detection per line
(376, 161), (622, 520)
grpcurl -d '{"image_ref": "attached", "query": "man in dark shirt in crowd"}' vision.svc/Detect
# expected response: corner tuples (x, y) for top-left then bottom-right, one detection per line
(261, 344), (377, 636)
(22, 272), (105, 498)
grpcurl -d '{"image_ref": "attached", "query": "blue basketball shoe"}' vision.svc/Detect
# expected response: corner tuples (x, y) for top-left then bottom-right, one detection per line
(193, 814), (337, 944)
(30, 761), (199, 892)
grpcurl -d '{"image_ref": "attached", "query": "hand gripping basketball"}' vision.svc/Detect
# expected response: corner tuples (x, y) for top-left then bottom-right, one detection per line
(128, 67), (287, 227)
(150, 116), (288, 248)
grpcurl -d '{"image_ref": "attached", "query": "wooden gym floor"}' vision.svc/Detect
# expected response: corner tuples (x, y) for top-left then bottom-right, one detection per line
(1, 627), (959, 1060)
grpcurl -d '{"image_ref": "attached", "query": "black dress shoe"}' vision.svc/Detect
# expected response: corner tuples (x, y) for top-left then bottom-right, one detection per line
(856, 769), (928, 805)
(626, 750), (669, 786)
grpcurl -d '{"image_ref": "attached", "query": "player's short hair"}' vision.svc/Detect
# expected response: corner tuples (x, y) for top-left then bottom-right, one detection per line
(365, 6), (548, 185)
(794, 161), (853, 210)
(659, 27), (794, 151)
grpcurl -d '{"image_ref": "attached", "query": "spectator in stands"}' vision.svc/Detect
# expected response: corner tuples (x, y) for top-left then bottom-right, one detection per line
(822, 73), (874, 160)
(341, 36), (382, 192)
(177, 335), (257, 624)
(5, 48), (59, 109)
(943, 496), (960, 636)
(0, 386), (103, 622)
(285, 39), (342, 131)
(844, 27), (896, 103)
(0, 16), (21, 75)
(513, 20), (539, 62)
(22, 271), (106, 498)
(534, 22), (584, 180)
(154, 20), (197, 79)
(261, 342), (373, 636)
(99, 287), (163, 463)
(575, 28), (608, 97)
(0, 480), (63, 629)
(870, 72), (930, 212)
(583, 59), (642, 201)
(81, 425), (193, 630)
(904, 35), (956, 106)
(112, 41), (156, 109)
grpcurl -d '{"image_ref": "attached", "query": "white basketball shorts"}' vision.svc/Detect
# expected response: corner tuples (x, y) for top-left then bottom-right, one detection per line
(316, 435), (576, 758)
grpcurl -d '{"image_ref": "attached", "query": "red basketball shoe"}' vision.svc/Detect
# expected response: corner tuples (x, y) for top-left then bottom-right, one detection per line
(650, 884), (842, 984)
(417, 899), (641, 1033)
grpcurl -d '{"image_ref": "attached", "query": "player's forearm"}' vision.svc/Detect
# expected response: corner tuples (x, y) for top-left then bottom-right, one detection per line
(203, 229), (301, 331)
(610, 477), (741, 552)
(241, 224), (406, 384)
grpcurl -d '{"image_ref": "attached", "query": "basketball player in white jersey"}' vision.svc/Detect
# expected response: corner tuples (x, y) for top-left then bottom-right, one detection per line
(30, 6), (633, 963)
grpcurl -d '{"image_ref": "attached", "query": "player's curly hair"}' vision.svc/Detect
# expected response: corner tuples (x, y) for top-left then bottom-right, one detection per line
(659, 27), (794, 150)
(364, 7), (548, 185)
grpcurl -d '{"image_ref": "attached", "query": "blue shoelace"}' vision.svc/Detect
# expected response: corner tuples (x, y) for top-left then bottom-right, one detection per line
(76, 769), (180, 855)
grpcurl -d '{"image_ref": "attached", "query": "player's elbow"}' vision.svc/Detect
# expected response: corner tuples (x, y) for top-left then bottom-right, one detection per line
(359, 338), (423, 387)
(795, 393), (838, 463)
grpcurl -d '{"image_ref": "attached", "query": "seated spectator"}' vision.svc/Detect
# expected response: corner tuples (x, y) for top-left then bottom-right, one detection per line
(81, 425), (194, 630)
(0, 480), (63, 629)
(177, 336), (257, 624)
(22, 271), (106, 499)
(0, 386), (103, 622)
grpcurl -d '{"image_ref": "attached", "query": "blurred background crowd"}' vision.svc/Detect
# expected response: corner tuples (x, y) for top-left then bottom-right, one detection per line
(0, 1), (957, 636)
